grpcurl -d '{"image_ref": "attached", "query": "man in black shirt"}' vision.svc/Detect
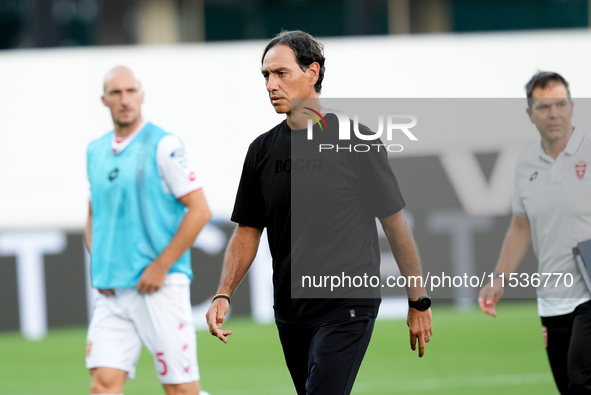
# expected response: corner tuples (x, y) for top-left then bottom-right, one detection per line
(206, 30), (432, 395)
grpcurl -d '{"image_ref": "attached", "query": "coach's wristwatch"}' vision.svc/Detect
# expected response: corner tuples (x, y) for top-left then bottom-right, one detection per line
(408, 296), (431, 311)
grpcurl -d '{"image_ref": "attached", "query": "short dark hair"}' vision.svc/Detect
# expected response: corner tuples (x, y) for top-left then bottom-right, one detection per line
(261, 30), (326, 94)
(525, 71), (571, 108)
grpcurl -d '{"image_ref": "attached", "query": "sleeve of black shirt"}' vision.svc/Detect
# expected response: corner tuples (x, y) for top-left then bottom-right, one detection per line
(230, 141), (267, 229)
(358, 143), (406, 219)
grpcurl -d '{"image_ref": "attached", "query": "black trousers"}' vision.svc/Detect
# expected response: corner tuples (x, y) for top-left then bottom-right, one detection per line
(542, 300), (591, 394)
(276, 316), (375, 395)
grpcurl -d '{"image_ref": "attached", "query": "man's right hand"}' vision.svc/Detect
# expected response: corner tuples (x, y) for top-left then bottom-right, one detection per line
(478, 280), (505, 317)
(206, 298), (232, 343)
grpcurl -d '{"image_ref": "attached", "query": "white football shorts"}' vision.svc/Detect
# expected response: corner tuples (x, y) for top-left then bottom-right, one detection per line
(86, 274), (199, 384)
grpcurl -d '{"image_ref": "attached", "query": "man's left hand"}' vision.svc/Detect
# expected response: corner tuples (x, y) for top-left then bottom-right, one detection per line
(136, 261), (168, 294)
(407, 307), (433, 358)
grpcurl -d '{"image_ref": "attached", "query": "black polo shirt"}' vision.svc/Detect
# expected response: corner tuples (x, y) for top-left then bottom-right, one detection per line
(231, 113), (405, 324)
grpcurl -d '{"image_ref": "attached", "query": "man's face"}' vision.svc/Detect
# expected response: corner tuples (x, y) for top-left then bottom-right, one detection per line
(527, 82), (573, 144)
(261, 44), (318, 114)
(101, 69), (144, 128)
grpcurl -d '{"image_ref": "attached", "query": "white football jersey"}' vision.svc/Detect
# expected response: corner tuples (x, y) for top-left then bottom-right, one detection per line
(89, 119), (203, 201)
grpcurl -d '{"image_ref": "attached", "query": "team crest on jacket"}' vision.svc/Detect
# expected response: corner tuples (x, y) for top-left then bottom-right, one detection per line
(576, 161), (587, 180)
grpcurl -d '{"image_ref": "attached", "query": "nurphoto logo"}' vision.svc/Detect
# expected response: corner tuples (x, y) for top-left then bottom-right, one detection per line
(304, 108), (418, 153)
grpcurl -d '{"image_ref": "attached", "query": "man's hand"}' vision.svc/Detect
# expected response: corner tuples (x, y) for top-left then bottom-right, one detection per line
(478, 215), (530, 317)
(478, 280), (505, 317)
(407, 307), (432, 358)
(134, 189), (211, 294)
(206, 298), (232, 343)
(136, 260), (168, 294)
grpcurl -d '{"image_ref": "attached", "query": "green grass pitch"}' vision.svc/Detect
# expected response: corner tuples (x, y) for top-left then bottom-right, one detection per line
(0, 302), (557, 394)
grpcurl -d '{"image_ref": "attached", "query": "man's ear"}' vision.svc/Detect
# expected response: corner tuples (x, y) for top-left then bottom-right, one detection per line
(307, 62), (320, 88)
(526, 107), (533, 124)
(101, 95), (107, 107)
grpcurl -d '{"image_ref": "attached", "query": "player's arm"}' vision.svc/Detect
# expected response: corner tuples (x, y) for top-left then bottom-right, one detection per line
(478, 214), (531, 317)
(379, 210), (432, 358)
(206, 224), (263, 343)
(136, 189), (211, 293)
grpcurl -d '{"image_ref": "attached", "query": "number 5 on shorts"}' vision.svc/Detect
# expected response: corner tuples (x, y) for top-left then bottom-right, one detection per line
(157, 352), (168, 376)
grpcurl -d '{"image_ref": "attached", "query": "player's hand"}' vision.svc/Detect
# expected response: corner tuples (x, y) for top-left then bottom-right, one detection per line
(98, 289), (115, 296)
(206, 298), (232, 343)
(478, 280), (504, 317)
(136, 261), (168, 294)
(407, 308), (432, 358)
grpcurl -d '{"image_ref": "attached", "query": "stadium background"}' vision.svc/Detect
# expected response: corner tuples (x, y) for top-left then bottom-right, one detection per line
(1, 0), (590, 393)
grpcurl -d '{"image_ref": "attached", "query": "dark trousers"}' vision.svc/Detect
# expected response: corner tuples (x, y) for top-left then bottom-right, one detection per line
(542, 300), (591, 394)
(276, 316), (375, 395)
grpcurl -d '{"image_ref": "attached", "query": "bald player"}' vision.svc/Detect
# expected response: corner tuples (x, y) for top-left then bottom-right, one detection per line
(85, 66), (211, 395)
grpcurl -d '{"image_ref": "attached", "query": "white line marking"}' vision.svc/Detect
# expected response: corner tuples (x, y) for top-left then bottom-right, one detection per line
(353, 372), (553, 393)
(214, 372), (553, 395)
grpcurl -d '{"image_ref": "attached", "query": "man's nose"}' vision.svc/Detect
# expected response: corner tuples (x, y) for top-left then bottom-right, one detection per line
(120, 91), (131, 105)
(548, 104), (559, 118)
(267, 74), (279, 92)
